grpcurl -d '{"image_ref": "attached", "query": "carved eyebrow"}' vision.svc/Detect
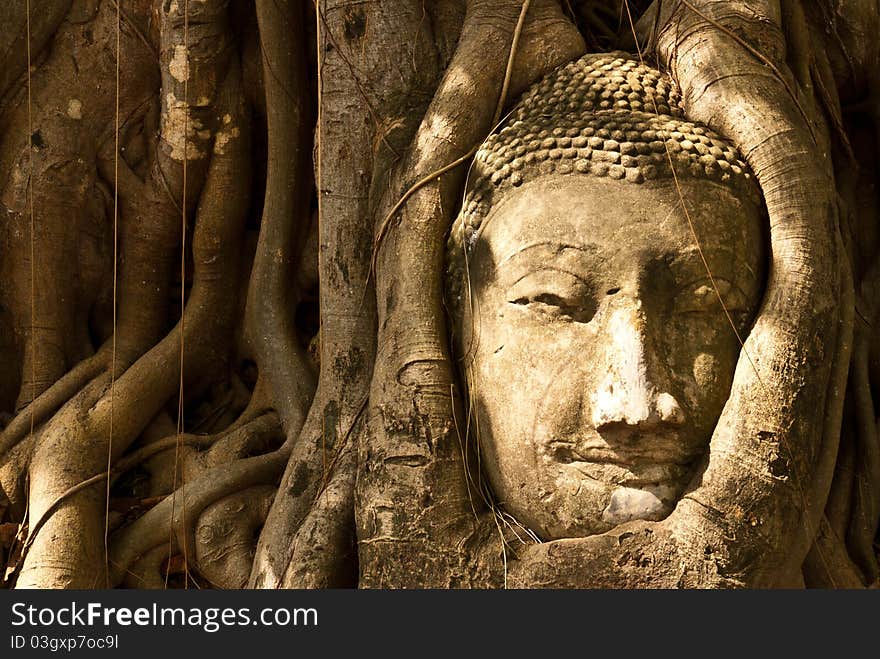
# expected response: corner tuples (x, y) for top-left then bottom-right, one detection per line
(496, 241), (598, 269)
(507, 266), (593, 288)
(670, 247), (761, 284)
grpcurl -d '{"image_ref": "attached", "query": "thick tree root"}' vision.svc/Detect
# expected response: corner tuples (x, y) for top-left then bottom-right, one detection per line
(109, 447), (289, 587)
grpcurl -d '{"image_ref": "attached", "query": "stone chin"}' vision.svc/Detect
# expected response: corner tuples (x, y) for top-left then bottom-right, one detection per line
(571, 462), (688, 529)
(504, 479), (682, 541)
(602, 485), (676, 526)
(515, 446), (697, 538)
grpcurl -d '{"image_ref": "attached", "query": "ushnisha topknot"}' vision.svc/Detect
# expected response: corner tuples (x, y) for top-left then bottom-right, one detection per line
(446, 52), (762, 304)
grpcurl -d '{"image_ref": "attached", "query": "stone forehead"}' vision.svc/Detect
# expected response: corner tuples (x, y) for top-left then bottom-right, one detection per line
(446, 52), (762, 304)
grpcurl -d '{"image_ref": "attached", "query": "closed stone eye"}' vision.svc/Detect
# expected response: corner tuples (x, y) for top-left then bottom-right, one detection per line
(675, 279), (748, 314)
(511, 292), (597, 323)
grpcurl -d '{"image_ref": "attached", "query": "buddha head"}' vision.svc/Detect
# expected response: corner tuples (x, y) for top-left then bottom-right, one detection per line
(446, 53), (767, 540)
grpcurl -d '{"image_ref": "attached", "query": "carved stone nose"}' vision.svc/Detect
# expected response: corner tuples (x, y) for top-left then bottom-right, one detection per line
(590, 306), (685, 430)
(592, 387), (685, 429)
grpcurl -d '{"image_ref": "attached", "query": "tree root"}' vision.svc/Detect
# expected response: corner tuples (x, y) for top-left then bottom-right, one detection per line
(282, 437), (358, 588)
(109, 447), (289, 587)
(195, 485), (276, 588)
(0, 348), (108, 460)
(15, 38), (250, 587)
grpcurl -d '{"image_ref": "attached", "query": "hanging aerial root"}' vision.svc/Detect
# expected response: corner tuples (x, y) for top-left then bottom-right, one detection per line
(245, 0), (316, 437)
(249, 0), (385, 588)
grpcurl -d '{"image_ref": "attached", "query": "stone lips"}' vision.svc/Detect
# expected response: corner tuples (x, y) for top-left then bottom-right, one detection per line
(446, 52), (763, 304)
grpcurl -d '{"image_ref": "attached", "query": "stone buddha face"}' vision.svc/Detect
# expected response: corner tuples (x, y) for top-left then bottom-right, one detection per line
(454, 173), (765, 539)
